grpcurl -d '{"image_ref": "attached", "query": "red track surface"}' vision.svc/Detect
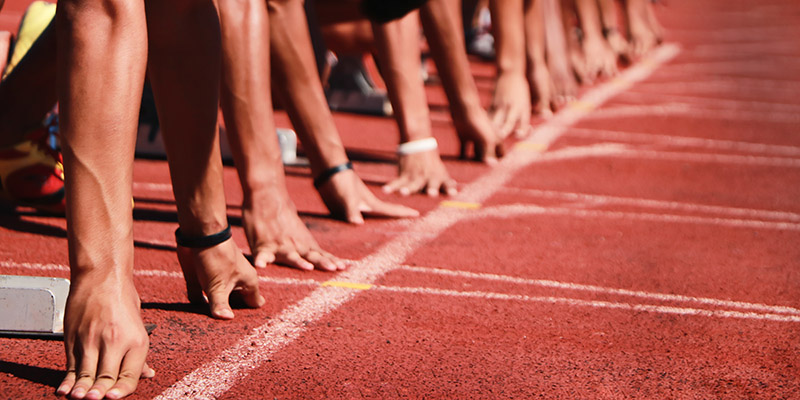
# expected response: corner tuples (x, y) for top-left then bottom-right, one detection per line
(2, 0), (800, 398)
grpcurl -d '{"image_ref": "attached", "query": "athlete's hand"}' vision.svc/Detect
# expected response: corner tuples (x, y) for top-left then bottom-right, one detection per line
(242, 189), (346, 272)
(317, 168), (419, 224)
(383, 150), (457, 197)
(58, 276), (155, 400)
(178, 238), (266, 319)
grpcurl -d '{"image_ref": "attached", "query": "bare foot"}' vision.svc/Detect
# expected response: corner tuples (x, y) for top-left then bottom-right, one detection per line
(241, 188), (347, 272)
(382, 150), (457, 197)
(317, 168), (420, 224)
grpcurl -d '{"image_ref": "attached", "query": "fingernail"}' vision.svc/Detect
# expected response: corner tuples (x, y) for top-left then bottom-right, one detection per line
(399, 187), (410, 196)
(71, 387), (86, 398)
(106, 389), (122, 399)
(85, 389), (101, 400)
(57, 384), (70, 395)
(216, 308), (234, 319)
(258, 295), (266, 307)
(381, 186), (391, 193)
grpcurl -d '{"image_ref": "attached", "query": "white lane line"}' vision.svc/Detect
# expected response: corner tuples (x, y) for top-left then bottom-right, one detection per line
(133, 182), (173, 192)
(497, 187), (800, 222)
(611, 148), (800, 168)
(394, 265), (800, 316)
(653, 64), (795, 79)
(621, 85), (800, 107)
(5, 259), (797, 322)
(528, 142), (800, 168)
(468, 203), (800, 232)
(583, 103), (800, 124)
(374, 286), (800, 324)
(632, 80), (800, 99)
(566, 127), (800, 157)
(153, 43), (683, 400)
(669, 27), (799, 41)
(688, 43), (800, 57)
(0, 260), (318, 287)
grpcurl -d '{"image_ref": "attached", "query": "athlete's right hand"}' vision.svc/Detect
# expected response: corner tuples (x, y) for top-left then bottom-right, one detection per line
(58, 275), (155, 400)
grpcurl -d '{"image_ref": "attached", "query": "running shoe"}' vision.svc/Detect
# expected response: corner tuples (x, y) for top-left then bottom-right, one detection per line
(0, 126), (65, 213)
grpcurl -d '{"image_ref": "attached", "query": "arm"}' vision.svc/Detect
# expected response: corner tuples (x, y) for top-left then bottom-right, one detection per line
(420, 0), (502, 162)
(266, 0), (420, 219)
(56, 1), (152, 398)
(372, 11), (457, 196)
(524, 0), (555, 117)
(488, 0), (532, 138)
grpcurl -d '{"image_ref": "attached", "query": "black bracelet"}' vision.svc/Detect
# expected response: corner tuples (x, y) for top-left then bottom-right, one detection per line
(313, 161), (353, 189)
(175, 225), (232, 248)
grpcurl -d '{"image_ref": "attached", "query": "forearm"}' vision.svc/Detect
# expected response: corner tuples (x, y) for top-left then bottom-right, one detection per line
(420, 0), (484, 118)
(542, 0), (571, 73)
(145, 0), (228, 236)
(372, 12), (432, 143)
(267, 0), (349, 176)
(57, 0), (146, 277)
(489, 0), (526, 76)
(574, 0), (605, 43)
(524, 0), (547, 67)
(215, 0), (287, 199)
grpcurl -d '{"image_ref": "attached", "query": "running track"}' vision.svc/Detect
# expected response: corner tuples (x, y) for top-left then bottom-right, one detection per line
(1, 0), (799, 398)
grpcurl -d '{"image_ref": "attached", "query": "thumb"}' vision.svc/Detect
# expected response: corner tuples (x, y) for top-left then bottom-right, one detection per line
(236, 271), (266, 309)
(206, 283), (235, 320)
(252, 249), (276, 269)
(345, 201), (365, 225)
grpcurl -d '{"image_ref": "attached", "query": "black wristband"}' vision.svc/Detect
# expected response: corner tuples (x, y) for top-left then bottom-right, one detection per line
(313, 161), (353, 189)
(175, 225), (232, 248)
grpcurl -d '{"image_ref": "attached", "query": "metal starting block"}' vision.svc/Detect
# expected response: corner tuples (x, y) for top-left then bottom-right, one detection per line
(0, 275), (69, 337)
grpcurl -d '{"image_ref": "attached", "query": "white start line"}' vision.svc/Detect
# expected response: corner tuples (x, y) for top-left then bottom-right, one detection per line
(147, 43), (683, 400)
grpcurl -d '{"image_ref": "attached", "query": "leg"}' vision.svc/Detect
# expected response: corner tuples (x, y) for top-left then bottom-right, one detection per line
(0, 18), (57, 147)
(0, 18), (64, 212)
(143, 0), (264, 318)
(55, 0), (152, 398)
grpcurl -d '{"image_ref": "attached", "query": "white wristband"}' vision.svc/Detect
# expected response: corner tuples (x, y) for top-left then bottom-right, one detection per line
(397, 137), (438, 155)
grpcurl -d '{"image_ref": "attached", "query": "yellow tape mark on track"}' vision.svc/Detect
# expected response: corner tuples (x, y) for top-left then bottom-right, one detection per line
(513, 142), (548, 152)
(321, 281), (373, 290)
(569, 100), (597, 111)
(440, 200), (481, 210)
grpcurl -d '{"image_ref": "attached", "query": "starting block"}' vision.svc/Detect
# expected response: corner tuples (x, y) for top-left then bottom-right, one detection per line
(0, 275), (155, 339)
(0, 275), (69, 337)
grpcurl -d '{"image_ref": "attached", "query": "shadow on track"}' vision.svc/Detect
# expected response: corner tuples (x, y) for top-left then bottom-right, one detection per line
(0, 360), (62, 388)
